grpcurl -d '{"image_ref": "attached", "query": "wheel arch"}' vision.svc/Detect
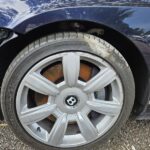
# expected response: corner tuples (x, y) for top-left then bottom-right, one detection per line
(0, 20), (149, 119)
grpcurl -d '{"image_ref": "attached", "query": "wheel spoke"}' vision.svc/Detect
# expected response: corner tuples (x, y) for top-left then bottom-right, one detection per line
(77, 112), (98, 141)
(48, 114), (68, 146)
(63, 53), (80, 86)
(24, 72), (59, 96)
(20, 104), (56, 125)
(87, 100), (121, 116)
(84, 68), (116, 93)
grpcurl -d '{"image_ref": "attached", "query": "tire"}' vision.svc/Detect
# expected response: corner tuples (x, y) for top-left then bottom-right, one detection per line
(1, 32), (135, 150)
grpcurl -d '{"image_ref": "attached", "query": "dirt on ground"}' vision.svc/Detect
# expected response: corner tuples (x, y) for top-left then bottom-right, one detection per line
(0, 118), (150, 150)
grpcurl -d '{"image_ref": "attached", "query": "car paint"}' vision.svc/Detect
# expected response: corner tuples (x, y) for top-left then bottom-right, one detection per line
(0, 0), (150, 118)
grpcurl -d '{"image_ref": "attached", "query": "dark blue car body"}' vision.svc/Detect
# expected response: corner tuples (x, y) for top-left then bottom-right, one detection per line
(0, 0), (150, 119)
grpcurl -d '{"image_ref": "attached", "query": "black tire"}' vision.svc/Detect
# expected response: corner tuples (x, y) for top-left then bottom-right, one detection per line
(1, 32), (135, 150)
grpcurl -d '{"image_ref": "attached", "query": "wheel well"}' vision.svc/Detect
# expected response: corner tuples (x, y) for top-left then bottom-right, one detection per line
(0, 21), (148, 115)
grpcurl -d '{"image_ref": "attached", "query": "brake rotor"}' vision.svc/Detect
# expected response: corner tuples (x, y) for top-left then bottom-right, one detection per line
(33, 62), (93, 121)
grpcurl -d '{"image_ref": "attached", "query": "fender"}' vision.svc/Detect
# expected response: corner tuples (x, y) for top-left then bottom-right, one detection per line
(0, 2), (150, 48)
(0, 1), (150, 34)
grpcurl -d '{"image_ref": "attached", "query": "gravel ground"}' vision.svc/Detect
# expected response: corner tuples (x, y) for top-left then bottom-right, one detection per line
(0, 118), (150, 150)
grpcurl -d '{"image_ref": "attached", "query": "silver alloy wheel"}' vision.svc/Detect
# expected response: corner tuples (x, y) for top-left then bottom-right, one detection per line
(16, 52), (123, 148)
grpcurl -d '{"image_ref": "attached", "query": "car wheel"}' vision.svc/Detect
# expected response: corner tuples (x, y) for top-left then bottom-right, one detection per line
(1, 32), (135, 150)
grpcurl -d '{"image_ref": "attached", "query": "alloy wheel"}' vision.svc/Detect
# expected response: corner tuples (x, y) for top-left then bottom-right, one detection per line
(16, 52), (123, 148)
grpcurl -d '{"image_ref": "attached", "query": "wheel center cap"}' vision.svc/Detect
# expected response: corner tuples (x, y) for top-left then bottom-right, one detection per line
(65, 96), (78, 106)
(55, 88), (88, 114)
